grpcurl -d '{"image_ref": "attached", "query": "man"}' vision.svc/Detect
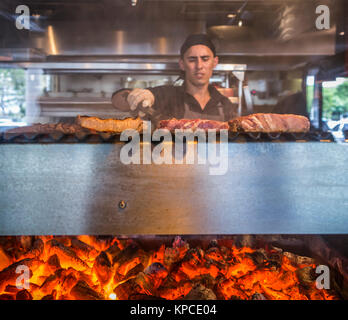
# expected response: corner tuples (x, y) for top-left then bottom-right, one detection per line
(111, 34), (237, 122)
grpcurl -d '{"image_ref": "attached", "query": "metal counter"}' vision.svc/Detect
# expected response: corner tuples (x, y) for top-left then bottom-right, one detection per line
(0, 142), (347, 235)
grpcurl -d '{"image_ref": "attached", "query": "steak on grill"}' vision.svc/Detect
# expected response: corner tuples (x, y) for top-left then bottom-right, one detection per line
(157, 119), (229, 132)
(76, 115), (144, 133)
(228, 113), (310, 133)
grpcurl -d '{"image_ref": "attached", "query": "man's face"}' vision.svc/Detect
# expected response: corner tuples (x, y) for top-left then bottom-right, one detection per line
(179, 45), (218, 87)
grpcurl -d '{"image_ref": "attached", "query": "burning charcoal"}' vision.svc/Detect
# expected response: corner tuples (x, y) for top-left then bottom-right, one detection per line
(164, 246), (188, 267)
(93, 251), (113, 286)
(172, 236), (188, 249)
(16, 289), (33, 300)
(70, 280), (104, 300)
(118, 256), (142, 277)
(53, 236), (71, 247)
(134, 272), (155, 295)
(205, 247), (224, 262)
(0, 247), (11, 271)
(28, 283), (40, 297)
(175, 237), (190, 248)
(4, 284), (20, 294)
(283, 252), (315, 266)
(39, 236), (54, 243)
(144, 262), (167, 277)
(170, 268), (190, 283)
(204, 247), (227, 272)
(114, 263), (145, 283)
(112, 242), (139, 265)
(46, 239), (88, 271)
(263, 260), (281, 271)
(41, 292), (56, 300)
(105, 242), (122, 262)
(183, 284), (217, 300)
(47, 254), (61, 271)
(219, 246), (235, 262)
(204, 260), (224, 278)
(216, 278), (248, 300)
(157, 280), (192, 300)
(0, 236), (14, 250)
(113, 244), (148, 277)
(0, 258), (40, 292)
(252, 292), (267, 300)
(70, 238), (99, 261)
(180, 247), (223, 280)
(306, 289), (327, 300)
(296, 266), (316, 287)
(23, 238), (44, 259)
(0, 294), (14, 300)
(94, 236), (117, 251)
(73, 270), (96, 290)
(266, 251), (283, 264)
(151, 244), (165, 264)
(144, 263), (168, 290)
(208, 239), (219, 249)
(262, 251), (283, 270)
(198, 274), (217, 290)
(19, 236), (33, 251)
(60, 272), (78, 295)
(183, 248), (204, 265)
(235, 235), (256, 248)
(124, 263), (145, 278)
(247, 251), (266, 266)
(272, 270), (297, 291)
(217, 239), (234, 249)
(113, 278), (137, 300)
(261, 285), (290, 300)
(40, 273), (61, 295)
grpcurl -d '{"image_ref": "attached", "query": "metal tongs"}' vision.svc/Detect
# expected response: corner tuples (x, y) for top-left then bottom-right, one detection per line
(129, 103), (157, 120)
(125, 92), (162, 128)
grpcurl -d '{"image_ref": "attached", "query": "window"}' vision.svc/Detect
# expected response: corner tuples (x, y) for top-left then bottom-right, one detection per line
(0, 68), (26, 126)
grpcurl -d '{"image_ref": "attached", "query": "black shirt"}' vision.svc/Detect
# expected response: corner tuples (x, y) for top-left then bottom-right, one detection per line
(147, 84), (237, 121)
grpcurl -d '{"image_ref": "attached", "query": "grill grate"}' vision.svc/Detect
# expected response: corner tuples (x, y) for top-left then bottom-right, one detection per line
(0, 130), (335, 143)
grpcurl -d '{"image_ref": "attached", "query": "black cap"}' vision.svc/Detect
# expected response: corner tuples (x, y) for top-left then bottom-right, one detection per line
(180, 33), (216, 57)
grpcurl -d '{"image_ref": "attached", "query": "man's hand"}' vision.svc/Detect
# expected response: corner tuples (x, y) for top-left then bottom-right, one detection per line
(127, 88), (155, 117)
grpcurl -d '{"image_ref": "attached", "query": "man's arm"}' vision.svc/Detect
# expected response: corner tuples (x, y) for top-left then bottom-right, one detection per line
(111, 89), (132, 112)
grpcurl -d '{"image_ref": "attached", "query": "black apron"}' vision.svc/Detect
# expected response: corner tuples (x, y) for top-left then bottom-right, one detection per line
(183, 102), (225, 121)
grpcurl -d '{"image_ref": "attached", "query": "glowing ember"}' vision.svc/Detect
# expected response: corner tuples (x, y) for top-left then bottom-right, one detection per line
(109, 293), (117, 300)
(0, 236), (340, 300)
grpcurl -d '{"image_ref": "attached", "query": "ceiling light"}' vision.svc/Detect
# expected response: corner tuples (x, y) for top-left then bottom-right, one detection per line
(48, 25), (57, 55)
(339, 31), (345, 36)
(227, 14), (236, 19)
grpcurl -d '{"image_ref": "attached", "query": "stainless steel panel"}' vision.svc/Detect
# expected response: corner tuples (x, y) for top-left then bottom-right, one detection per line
(0, 142), (347, 235)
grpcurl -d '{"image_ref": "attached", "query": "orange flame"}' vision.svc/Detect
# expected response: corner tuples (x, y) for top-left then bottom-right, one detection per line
(0, 236), (339, 300)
